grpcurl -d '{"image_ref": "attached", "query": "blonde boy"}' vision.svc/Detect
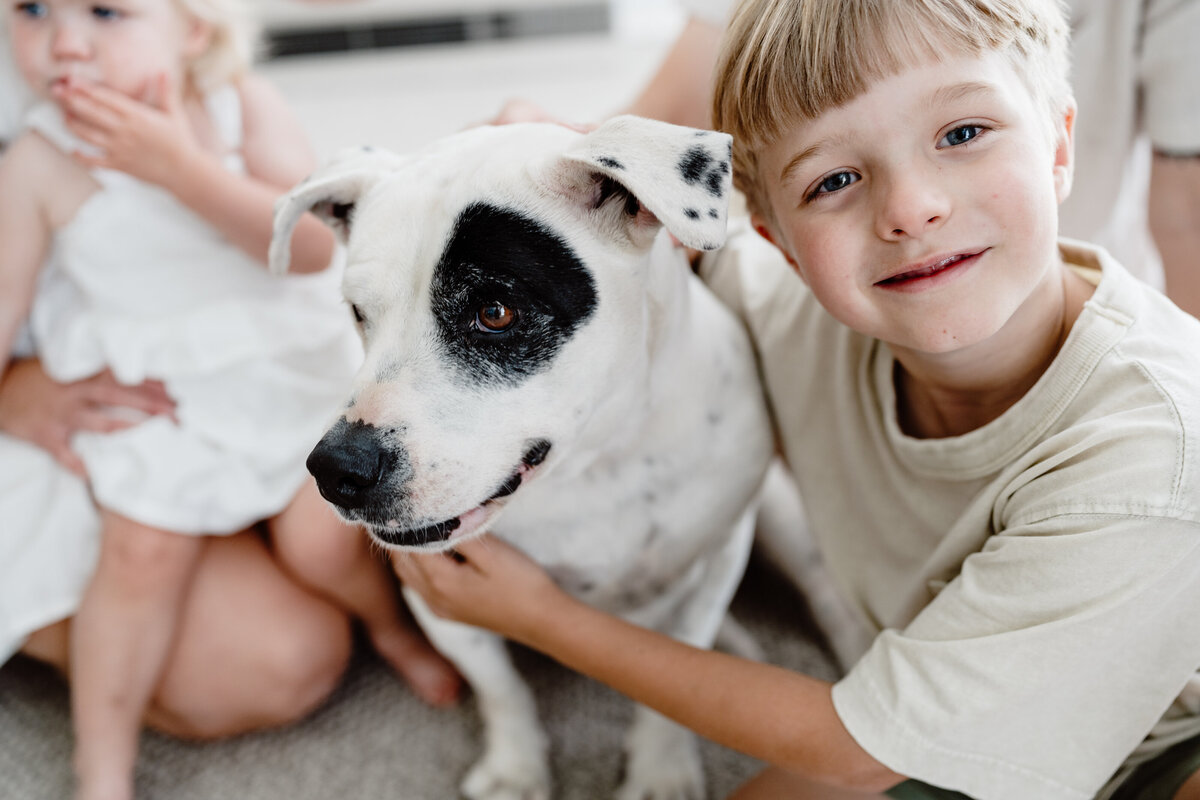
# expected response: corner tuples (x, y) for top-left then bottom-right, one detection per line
(395, 0), (1200, 798)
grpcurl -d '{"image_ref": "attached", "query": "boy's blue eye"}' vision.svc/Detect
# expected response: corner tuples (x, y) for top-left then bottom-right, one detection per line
(939, 125), (984, 148)
(809, 171), (859, 200)
(91, 5), (122, 20)
(15, 2), (47, 18)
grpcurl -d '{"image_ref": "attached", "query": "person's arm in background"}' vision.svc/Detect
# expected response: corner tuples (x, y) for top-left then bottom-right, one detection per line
(491, 15), (723, 128)
(622, 16), (722, 128)
(1150, 153), (1200, 317)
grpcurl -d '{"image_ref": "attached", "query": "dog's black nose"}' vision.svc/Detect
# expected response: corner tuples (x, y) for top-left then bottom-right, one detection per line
(307, 419), (389, 510)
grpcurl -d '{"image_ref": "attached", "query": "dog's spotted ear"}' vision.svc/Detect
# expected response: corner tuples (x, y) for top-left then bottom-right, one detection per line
(560, 115), (733, 251)
(270, 146), (407, 275)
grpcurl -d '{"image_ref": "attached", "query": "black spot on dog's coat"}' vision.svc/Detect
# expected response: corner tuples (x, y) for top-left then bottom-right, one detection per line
(431, 203), (598, 385)
(679, 146), (712, 185)
(678, 146), (730, 198)
(684, 208), (700, 220)
(596, 156), (625, 170)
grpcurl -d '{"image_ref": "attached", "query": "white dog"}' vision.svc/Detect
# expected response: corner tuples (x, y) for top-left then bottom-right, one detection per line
(271, 117), (773, 800)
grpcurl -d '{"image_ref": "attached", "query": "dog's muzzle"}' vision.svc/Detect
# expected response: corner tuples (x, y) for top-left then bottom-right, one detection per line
(306, 418), (405, 513)
(306, 418), (552, 547)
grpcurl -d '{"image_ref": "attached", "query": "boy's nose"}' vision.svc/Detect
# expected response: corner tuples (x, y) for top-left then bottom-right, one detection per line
(874, 173), (950, 241)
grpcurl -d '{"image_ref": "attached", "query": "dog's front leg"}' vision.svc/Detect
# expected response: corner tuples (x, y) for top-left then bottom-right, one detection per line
(403, 587), (551, 800)
(615, 508), (758, 800)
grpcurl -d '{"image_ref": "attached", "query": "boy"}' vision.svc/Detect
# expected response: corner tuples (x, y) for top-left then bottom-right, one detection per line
(393, 0), (1200, 797)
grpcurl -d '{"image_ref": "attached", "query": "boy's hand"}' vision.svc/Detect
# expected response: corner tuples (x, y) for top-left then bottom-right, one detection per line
(0, 359), (176, 475)
(56, 73), (202, 191)
(393, 535), (566, 643)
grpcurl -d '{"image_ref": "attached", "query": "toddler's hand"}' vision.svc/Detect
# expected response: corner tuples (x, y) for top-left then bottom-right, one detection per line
(0, 360), (176, 476)
(56, 73), (201, 190)
(393, 534), (564, 643)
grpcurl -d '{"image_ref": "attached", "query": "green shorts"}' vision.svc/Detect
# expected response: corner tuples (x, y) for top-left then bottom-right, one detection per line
(885, 733), (1200, 800)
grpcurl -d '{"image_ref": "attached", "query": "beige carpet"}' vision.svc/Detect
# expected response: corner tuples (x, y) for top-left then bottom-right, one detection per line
(0, 553), (837, 800)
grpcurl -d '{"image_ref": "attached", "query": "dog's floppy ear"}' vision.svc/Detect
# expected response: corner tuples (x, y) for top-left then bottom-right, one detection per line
(560, 115), (733, 251)
(269, 146), (407, 275)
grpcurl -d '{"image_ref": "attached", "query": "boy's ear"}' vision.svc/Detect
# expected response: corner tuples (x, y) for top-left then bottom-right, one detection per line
(557, 115), (734, 251)
(1052, 100), (1077, 204)
(750, 212), (802, 277)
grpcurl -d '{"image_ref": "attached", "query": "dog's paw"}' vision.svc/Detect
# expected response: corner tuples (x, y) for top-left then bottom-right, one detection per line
(460, 751), (552, 800)
(614, 736), (705, 800)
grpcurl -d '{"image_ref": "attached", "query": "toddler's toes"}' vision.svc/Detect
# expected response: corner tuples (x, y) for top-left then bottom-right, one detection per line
(372, 628), (463, 706)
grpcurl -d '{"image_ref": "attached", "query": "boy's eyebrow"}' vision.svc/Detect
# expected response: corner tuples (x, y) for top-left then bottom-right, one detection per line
(929, 81), (997, 109)
(778, 133), (854, 186)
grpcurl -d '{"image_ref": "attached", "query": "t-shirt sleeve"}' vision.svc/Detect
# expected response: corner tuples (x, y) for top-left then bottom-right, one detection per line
(1141, 0), (1200, 155)
(832, 512), (1200, 800)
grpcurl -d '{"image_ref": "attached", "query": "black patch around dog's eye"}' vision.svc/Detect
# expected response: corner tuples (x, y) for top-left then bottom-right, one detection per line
(431, 203), (598, 385)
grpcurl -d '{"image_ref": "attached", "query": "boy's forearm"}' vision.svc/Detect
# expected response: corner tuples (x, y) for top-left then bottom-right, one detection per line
(518, 596), (903, 792)
(165, 150), (335, 274)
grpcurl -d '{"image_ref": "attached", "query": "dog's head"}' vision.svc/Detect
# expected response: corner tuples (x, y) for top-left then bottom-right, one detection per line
(271, 117), (733, 550)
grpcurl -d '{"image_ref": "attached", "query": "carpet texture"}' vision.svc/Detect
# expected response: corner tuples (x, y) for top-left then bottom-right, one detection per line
(0, 553), (837, 800)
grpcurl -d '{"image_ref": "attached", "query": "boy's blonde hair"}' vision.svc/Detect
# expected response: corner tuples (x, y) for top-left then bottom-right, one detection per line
(712, 0), (1072, 217)
(174, 0), (258, 91)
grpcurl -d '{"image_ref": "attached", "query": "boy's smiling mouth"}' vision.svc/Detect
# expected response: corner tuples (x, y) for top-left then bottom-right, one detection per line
(875, 248), (989, 289)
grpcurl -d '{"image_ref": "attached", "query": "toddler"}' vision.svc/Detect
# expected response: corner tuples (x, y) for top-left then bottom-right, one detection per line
(0, 2), (458, 798)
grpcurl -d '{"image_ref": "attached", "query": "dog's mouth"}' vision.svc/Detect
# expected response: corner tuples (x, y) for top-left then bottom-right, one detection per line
(369, 439), (551, 549)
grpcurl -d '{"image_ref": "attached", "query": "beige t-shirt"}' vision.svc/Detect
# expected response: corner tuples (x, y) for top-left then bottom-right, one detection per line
(1059, 0), (1200, 289)
(701, 230), (1200, 800)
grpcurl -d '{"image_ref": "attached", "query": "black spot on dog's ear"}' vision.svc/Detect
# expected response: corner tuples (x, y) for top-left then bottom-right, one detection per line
(679, 146), (713, 185)
(684, 208), (700, 220)
(596, 156), (625, 170)
(705, 162), (730, 198)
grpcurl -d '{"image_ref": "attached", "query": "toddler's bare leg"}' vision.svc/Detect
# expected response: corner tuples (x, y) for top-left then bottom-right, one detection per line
(23, 531), (352, 740)
(70, 511), (203, 800)
(269, 479), (461, 706)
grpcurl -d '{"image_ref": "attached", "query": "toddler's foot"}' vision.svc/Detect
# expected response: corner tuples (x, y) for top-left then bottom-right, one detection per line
(370, 626), (463, 707)
(74, 772), (133, 800)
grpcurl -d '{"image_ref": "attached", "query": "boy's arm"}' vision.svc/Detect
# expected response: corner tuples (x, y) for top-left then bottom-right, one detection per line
(0, 135), (54, 380)
(393, 537), (905, 793)
(56, 75), (335, 274)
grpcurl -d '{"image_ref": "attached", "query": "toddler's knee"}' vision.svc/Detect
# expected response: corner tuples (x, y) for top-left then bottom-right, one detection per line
(158, 607), (352, 740)
(277, 520), (373, 588)
(262, 606), (354, 722)
(100, 522), (199, 588)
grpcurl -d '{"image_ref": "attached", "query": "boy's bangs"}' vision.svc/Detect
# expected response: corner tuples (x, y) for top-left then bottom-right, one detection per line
(719, 0), (1044, 150)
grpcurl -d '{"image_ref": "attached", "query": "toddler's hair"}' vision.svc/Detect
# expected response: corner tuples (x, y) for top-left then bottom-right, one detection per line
(174, 0), (259, 90)
(712, 0), (1072, 218)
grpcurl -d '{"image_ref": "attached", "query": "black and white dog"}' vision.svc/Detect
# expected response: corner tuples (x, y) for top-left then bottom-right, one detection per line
(271, 117), (773, 800)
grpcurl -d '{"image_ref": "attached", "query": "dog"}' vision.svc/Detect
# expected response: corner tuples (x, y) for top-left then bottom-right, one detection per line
(270, 116), (773, 800)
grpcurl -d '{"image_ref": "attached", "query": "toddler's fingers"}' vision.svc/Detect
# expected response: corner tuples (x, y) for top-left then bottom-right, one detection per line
(58, 87), (124, 131)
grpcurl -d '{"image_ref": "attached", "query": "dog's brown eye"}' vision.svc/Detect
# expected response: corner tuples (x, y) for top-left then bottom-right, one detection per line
(475, 302), (517, 333)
